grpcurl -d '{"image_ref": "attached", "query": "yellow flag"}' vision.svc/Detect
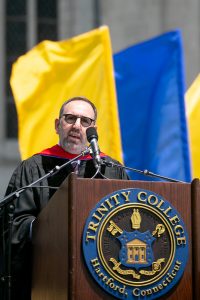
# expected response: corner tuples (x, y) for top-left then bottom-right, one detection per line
(185, 74), (200, 178)
(10, 26), (122, 162)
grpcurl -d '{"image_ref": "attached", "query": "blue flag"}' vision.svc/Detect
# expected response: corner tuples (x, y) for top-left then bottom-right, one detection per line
(114, 30), (191, 182)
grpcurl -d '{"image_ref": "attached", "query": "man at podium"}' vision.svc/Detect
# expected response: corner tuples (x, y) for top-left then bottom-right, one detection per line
(2, 96), (129, 300)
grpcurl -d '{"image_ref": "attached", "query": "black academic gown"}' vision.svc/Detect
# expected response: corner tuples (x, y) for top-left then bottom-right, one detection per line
(1, 153), (129, 300)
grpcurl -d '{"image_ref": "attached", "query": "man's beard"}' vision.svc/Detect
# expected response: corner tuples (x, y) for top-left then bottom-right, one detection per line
(62, 139), (86, 154)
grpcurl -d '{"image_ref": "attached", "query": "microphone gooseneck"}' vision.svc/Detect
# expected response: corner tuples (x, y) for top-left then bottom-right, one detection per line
(102, 160), (184, 183)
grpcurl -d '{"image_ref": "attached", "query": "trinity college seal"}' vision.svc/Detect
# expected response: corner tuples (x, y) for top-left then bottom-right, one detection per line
(82, 188), (188, 299)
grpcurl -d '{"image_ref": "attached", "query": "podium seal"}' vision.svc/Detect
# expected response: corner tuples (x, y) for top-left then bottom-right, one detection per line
(82, 188), (189, 299)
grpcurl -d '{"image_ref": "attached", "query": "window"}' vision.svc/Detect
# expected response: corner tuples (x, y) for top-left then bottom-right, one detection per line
(5, 0), (58, 138)
(37, 0), (58, 42)
(6, 0), (27, 137)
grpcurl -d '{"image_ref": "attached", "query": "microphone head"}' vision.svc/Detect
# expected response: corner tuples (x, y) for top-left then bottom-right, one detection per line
(86, 127), (98, 143)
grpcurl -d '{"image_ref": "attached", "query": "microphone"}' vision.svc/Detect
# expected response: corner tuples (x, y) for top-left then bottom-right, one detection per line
(86, 127), (101, 168)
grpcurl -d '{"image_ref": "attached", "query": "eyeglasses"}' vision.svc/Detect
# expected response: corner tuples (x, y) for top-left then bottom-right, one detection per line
(61, 114), (95, 127)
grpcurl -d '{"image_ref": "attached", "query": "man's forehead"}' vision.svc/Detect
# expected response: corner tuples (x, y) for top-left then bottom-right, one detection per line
(64, 100), (94, 114)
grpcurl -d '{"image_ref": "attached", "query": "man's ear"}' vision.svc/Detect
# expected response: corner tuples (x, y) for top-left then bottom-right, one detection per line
(55, 118), (60, 134)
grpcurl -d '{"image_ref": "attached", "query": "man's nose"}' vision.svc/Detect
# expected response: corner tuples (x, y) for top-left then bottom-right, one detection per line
(72, 117), (81, 128)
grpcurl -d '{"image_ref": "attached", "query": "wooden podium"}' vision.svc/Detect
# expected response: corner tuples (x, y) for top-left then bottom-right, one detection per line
(31, 174), (200, 299)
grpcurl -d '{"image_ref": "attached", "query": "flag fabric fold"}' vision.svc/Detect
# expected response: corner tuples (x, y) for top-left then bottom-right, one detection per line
(185, 74), (200, 179)
(10, 26), (122, 162)
(114, 30), (191, 182)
